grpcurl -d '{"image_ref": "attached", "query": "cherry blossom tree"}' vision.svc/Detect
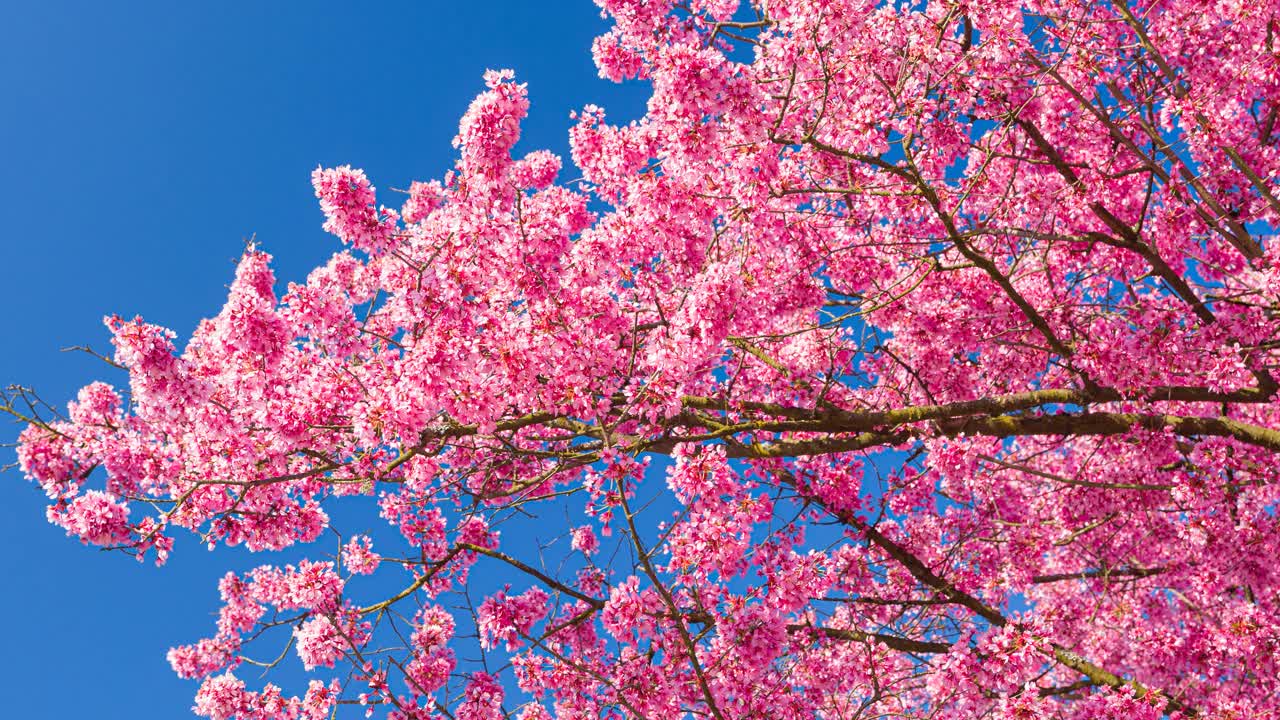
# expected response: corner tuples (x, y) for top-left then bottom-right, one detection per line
(7, 0), (1280, 717)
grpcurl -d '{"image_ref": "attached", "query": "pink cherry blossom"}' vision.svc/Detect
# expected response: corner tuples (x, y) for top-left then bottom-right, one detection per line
(341, 535), (380, 576)
(9, 0), (1280, 717)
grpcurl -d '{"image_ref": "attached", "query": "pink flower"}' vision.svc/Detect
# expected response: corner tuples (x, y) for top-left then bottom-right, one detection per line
(192, 673), (250, 720)
(48, 490), (132, 546)
(293, 610), (368, 670)
(456, 672), (504, 720)
(341, 535), (380, 575)
(478, 587), (550, 650)
(570, 525), (599, 555)
(312, 165), (398, 255)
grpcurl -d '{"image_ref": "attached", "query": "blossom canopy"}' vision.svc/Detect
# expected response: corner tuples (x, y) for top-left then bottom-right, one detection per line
(8, 0), (1280, 718)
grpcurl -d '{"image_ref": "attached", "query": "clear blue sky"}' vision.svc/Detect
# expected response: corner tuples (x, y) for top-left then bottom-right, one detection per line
(0, 2), (648, 716)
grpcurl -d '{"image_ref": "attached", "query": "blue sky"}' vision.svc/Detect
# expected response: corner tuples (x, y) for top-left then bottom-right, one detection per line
(0, 2), (649, 716)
